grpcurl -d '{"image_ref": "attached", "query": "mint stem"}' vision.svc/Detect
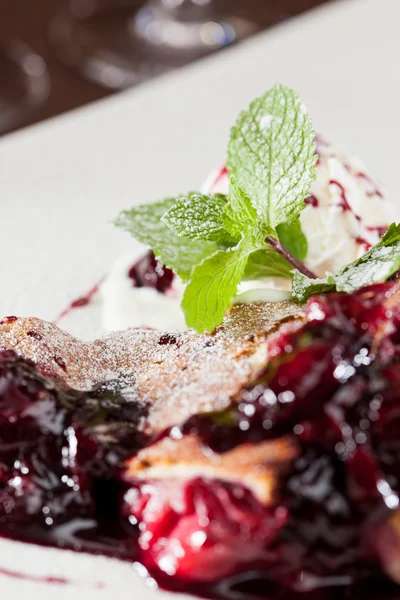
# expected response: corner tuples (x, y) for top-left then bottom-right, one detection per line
(266, 236), (317, 279)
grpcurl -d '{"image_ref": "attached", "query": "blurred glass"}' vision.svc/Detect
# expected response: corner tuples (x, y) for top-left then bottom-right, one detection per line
(0, 41), (50, 135)
(50, 0), (257, 90)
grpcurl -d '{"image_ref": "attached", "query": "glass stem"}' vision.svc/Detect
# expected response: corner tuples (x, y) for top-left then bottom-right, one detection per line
(152, 0), (215, 19)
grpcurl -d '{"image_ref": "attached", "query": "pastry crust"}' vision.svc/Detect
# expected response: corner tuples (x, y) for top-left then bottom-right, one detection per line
(125, 434), (299, 505)
(0, 301), (304, 435)
(0, 302), (304, 505)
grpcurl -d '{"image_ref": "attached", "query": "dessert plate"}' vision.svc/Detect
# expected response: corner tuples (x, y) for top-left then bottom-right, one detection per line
(0, 0), (400, 598)
(1, 0), (400, 322)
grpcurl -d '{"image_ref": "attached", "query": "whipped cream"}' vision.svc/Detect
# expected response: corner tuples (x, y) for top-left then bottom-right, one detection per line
(300, 137), (397, 277)
(101, 250), (187, 333)
(57, 138), (397, 338)
(208, 139), (398, 279)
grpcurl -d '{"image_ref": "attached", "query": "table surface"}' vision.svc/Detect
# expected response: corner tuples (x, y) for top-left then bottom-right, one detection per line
(0, 0), (399, 328)
(0, 0), (328, 135)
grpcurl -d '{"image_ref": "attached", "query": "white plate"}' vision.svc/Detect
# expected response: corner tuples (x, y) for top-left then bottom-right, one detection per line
(0, 0), (400, 597)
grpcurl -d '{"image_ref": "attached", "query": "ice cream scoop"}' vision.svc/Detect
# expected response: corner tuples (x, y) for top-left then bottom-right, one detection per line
(207, 137), (398, 278)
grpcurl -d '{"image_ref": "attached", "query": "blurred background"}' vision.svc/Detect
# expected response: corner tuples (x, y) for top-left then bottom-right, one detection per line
(0, 0), (329, 137)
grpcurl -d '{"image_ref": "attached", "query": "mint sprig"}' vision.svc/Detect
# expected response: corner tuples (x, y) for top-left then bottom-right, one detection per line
(115, 199), (217, 281)
(115, 83), (321, 332)
(292, 223), (400, 302)
(115, 83), (398, 332)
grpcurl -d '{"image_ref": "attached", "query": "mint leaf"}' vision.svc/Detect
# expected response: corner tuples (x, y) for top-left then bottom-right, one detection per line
(244, 249), (292, 280)
(335, 224), (400, 293)
(292, 271), (335, 303)
(374, 222), (399, 246)
(277, 219), (308, 262)
(161, 192), (235, 244)
(227, 83), (317, 229)
(115, 197), (174, 245)
(222, 181), (258, 238)
(292, 223), (400, 302)
(115, 200), (217, 280)
(182, 241), (254, 333)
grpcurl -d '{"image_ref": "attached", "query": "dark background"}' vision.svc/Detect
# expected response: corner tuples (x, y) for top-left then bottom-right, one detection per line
(0, 0), (329, 135)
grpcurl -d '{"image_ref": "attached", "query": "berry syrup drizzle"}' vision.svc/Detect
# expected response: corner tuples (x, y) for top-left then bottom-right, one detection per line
(1, 284), (400, 599)
(55, 251), (175, 326)
(56, 283), (101, 323)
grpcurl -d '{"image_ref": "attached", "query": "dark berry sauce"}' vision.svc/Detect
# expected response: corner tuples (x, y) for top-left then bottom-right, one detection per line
(128, 251), (174, 294)
(70, 285), (99, 309)
(355, 236), (372, 250)
(305, 195), (319, 207)
(2, 284), (400, 599)
(160, 284), (400, 597)
(356, 171), (384, 198)
(26, 330), (43, 340)
(56, 284), (100, 322)
(367, 225), (389, 238)
(329, 180), (360, 221)
(0, 351), (147, 559)
(0, 316), (18, 325)
(158, 333), (178, 345)
(0, 566), (68, 586)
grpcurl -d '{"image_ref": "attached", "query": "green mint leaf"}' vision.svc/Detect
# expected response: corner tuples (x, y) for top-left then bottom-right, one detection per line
(227, 83), (317, 229)
(291, 270), (335, 303)
(115, 197), (174, 245)
(161, 192), (236, 244)
(335, 223), (400, 293)
(182, 241), (254, 333)
(292, 223), (400, 302)
(378, 222), (400, 246)
(115, 199), (217, 281)
(277, 219), (308, 262)
(222, 180), (259, 238)
(244, 249), (292, 280)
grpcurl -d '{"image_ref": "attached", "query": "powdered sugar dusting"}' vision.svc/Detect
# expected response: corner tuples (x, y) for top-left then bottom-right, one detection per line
(260, 114), (274, 130)
(0, 302), (303, 435)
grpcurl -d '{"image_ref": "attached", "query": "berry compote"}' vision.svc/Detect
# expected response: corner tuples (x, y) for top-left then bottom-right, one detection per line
(0, 350), (147, 556)
(126, 283), (400, 598)
(128, 251), (174, 293)
(2, 284), (400, 600)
